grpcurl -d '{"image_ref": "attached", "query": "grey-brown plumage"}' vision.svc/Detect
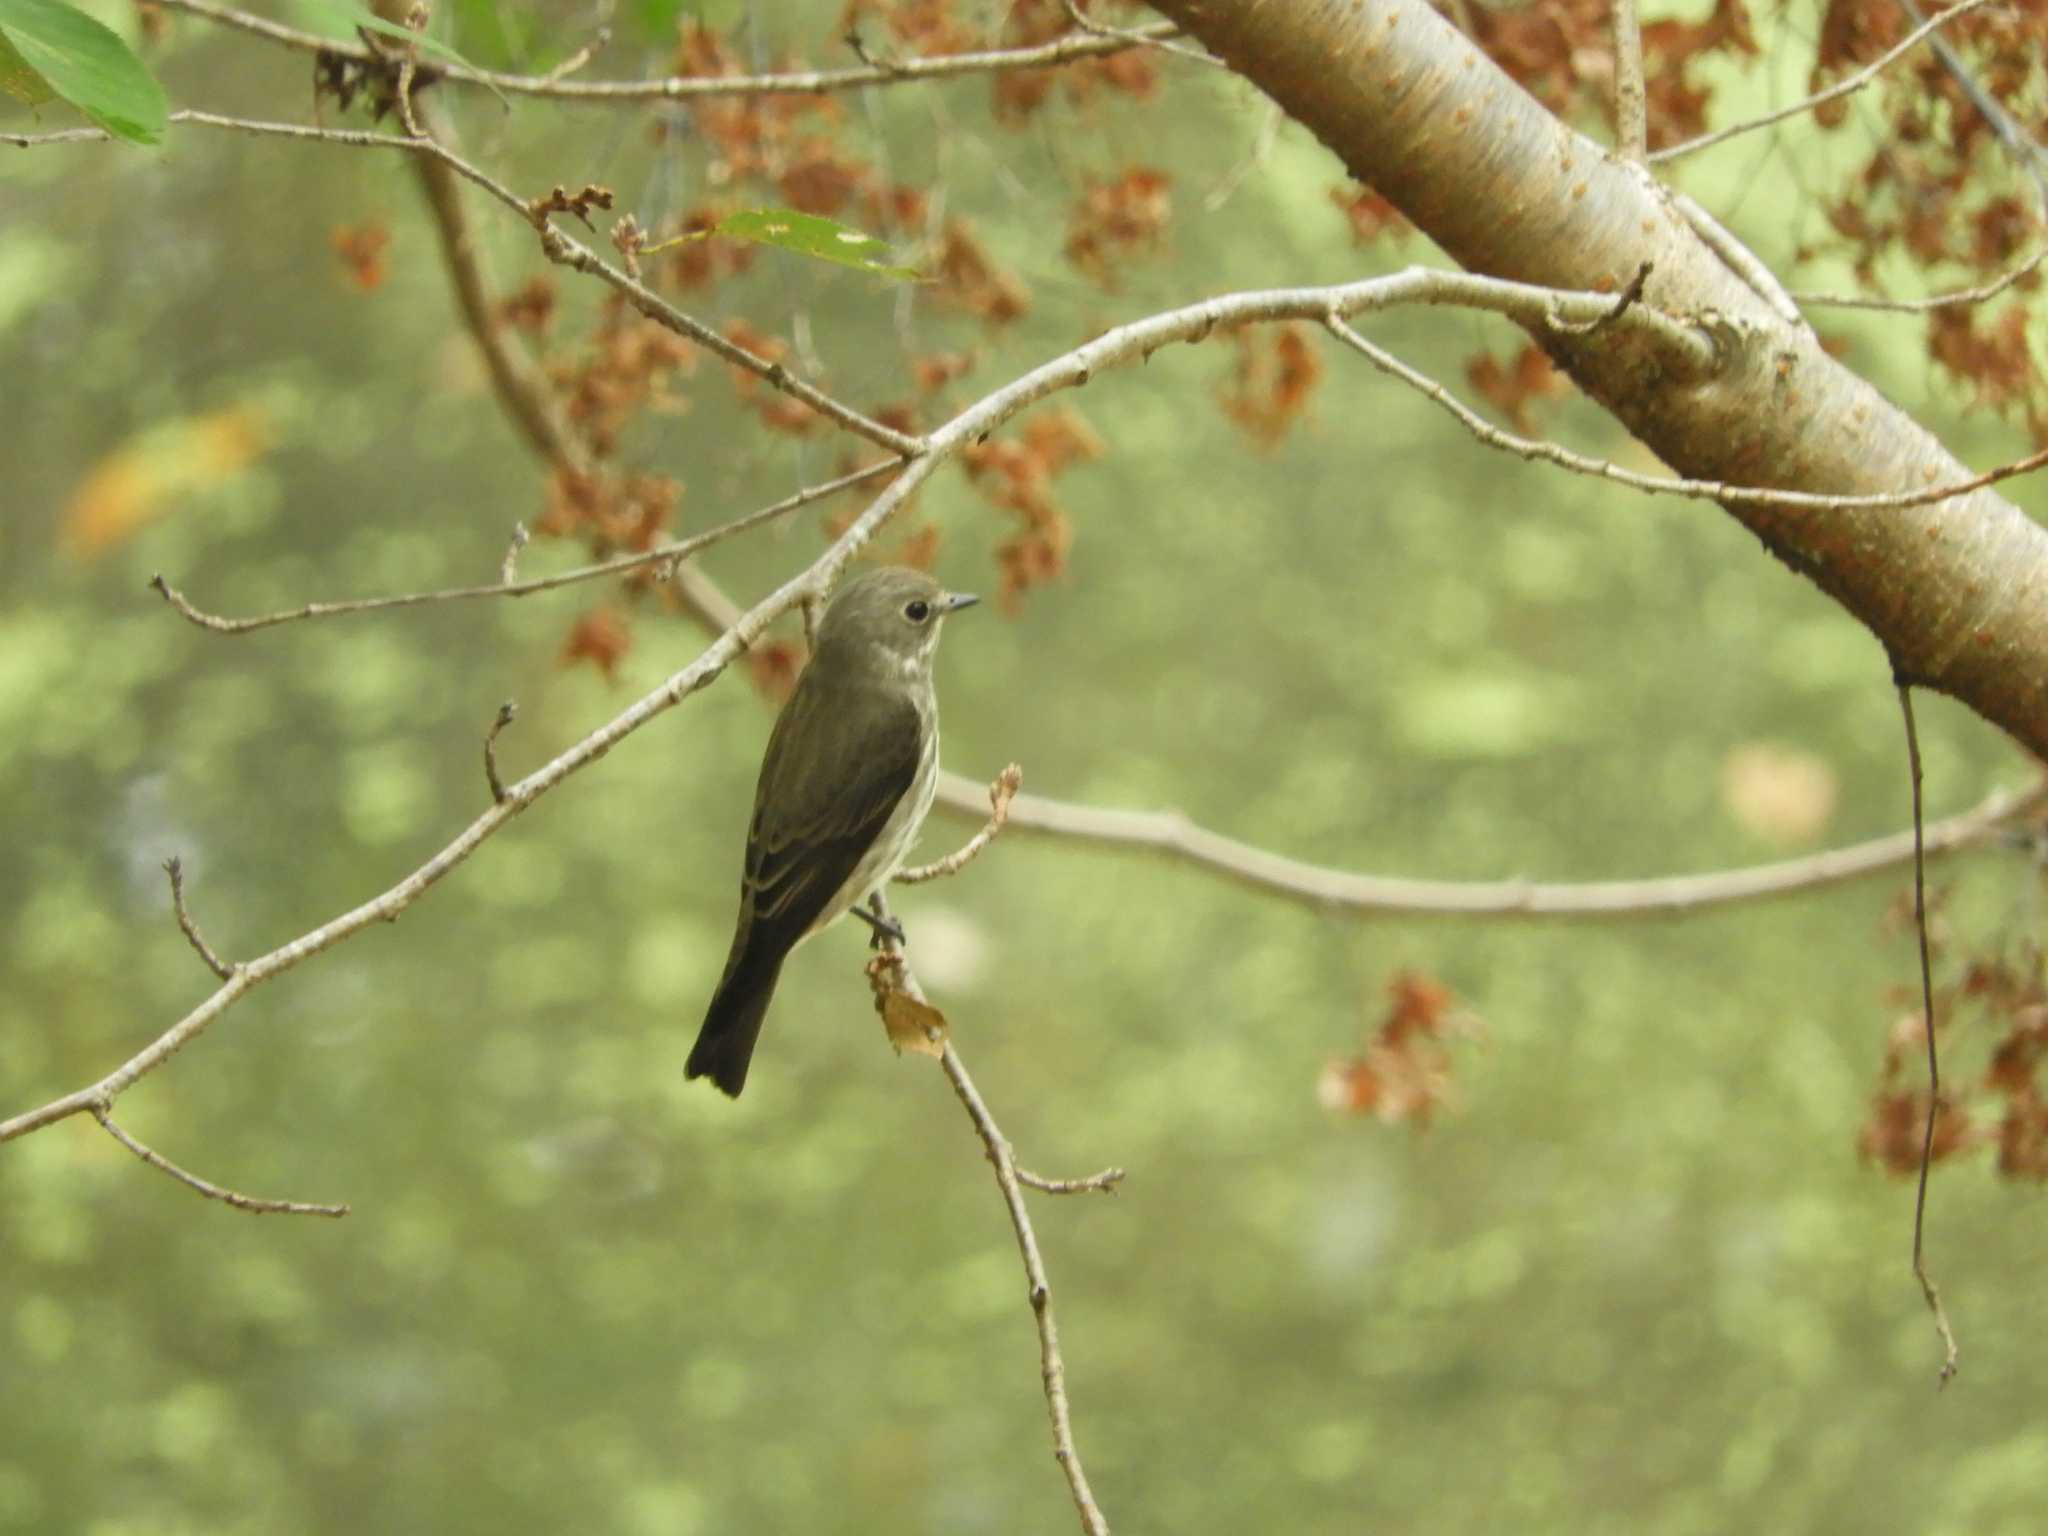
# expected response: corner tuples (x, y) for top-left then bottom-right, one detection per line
(687, 567), (977, 1097)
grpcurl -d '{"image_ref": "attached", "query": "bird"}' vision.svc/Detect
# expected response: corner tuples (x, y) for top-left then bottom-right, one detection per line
(686, 566), (979, 1097)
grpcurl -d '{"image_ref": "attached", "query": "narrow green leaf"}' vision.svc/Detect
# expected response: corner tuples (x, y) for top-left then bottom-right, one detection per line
(0, 0), (166, 145)
(0, 30), (55, 105)
(713, 209), (923, 282)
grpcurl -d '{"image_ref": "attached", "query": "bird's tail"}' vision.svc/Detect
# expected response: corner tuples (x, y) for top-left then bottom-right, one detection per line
(686, 949), (784, 1098)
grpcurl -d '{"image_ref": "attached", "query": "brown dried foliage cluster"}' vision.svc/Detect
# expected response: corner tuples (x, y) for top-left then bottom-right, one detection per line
(1467, 343), (1570, 435)
(1319, 972), (1482, 1128)
(1793, 0), (2048, 432)
(1860, 894), (2048, 1181)
(518, 2), (1186, 679)
(1217, 324), (1323, 447)
(961, 408), (1105, 607)
(1464, 0), (1758, 149)
(1066, 168), (1174, 288)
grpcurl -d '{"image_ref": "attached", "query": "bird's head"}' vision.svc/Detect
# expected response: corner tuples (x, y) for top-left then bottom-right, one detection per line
(815, 566), (979, 679)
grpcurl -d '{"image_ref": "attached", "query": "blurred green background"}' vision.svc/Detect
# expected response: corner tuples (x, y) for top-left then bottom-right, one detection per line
(4, 4), (2046, 1534)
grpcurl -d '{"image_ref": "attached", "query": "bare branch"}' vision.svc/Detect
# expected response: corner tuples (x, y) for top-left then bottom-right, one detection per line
(933, 770), (2044, 920)
(93, 1107), (348, 1217)
(1610, 0), (1647, 161)
(407, 96), (587, 479)
(484, 702), (517, 805)
(148, 461), (894, 633)
(1323, 316), (2048, 511)
(1896, 684), (1961, 1386)
(1650, 0), (1995, 164)
(164, 856), (234, 981)
(897, 764), (1023, 884)
(153, 0), (1177, 101)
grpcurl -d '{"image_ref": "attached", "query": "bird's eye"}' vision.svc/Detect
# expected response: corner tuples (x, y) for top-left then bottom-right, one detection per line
(904, 599), (931, 623)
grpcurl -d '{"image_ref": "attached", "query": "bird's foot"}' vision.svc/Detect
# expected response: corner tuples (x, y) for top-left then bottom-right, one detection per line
(850, 899), (906, 949)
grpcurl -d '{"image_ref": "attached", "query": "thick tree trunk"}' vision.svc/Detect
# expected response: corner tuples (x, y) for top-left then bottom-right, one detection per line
(1153, 0), (2048, 758)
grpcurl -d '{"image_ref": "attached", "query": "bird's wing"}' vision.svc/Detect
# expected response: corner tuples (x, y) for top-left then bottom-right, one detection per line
(740, 675), (923, 938)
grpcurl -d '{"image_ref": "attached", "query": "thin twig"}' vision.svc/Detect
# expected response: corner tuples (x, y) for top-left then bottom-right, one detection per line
(940, 1039), (1112, 1535)
(1202, 102), (1283, 212)
(1610, 0), (1648, 161)
(1673, 194), (1806, 328)
(154, 0), (1176, 100)
(92, 1107), (349, 1217)
(1896, 683), (1961, 1386)
(1794, 245), (2048, 313)
(484, 702), (517, 804)
(1650, 0), (1994, 163)
(1018, 1165), (1126, 1195)
(540, 27), (609, 83)
(1323, 315), (2048, 511)
(164, 856), (234, 980)
(1794, 0), (2048, 316)
(933, 770), (2043, 920)
(1546, 260), (1651, 337)
(897, 764), (1023, 883)
(1062, 0), (1217, 67)
(148, 461), (895, 633)
(499, 523), (529, 585)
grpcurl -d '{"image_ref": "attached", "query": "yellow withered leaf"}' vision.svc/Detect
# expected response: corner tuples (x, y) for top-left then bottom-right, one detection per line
(62, 405), (268, 558)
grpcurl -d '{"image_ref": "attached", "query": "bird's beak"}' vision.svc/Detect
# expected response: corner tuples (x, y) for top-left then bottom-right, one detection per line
(944, 592), (980, 614)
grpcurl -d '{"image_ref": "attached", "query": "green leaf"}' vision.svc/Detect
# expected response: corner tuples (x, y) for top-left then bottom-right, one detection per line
(0, 0), (166, 144)
(0, 31), (54, 105)
(710, 209), (922, 282)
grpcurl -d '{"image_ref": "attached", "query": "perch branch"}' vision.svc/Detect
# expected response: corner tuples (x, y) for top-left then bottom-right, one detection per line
(940, 1040), (1113, 1535)
(867, 900), (1113, 1536)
